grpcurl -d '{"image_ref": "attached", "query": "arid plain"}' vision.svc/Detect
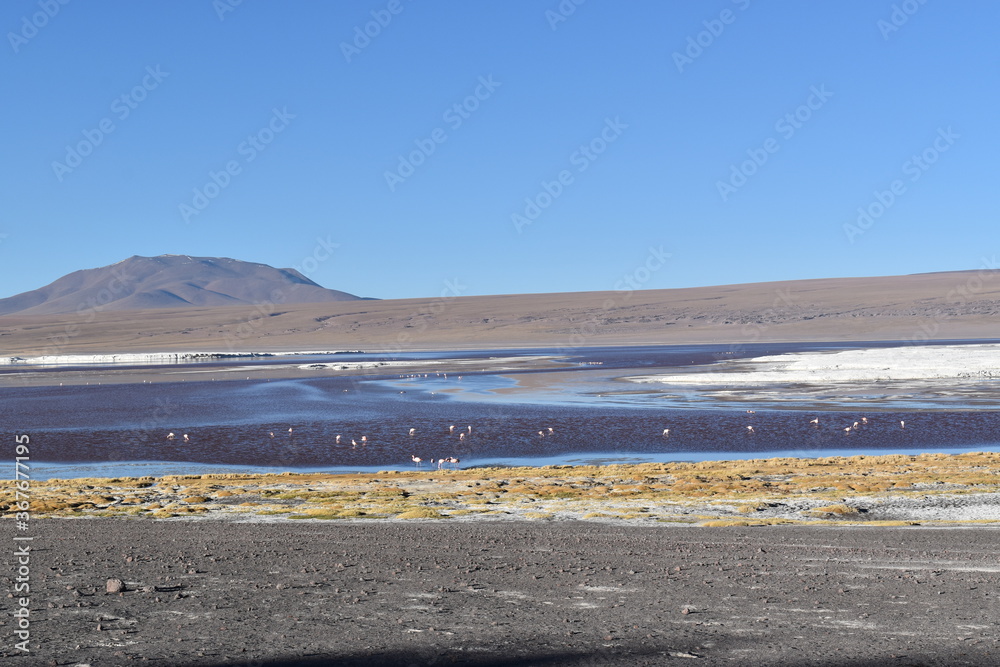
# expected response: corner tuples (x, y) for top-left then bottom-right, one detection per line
(2, 270), (999, 356)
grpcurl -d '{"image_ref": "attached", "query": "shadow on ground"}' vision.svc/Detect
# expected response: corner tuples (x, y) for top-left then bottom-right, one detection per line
(193, 646), (967, 667)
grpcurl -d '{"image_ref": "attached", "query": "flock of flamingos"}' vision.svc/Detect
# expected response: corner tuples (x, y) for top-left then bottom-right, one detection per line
(159, 408), (908, 470)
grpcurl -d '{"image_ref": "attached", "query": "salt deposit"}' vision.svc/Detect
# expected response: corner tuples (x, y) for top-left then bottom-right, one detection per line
(626, 343), (1000, 386)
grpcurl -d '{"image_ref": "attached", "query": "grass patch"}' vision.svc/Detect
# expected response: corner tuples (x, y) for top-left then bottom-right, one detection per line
(737, 502), (768, 514)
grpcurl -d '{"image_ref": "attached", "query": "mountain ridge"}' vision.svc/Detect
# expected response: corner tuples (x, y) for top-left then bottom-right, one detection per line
(0, 255), (366, 316)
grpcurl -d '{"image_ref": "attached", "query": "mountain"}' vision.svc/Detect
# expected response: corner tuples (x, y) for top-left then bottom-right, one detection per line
(0, 255), (366, 316)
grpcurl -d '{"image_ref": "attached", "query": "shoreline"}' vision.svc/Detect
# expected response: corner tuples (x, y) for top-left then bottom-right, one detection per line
(9, 451), (1000, 526)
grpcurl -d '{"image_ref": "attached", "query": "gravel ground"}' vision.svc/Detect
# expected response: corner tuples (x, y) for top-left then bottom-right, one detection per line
(4, 520), (1000, 666)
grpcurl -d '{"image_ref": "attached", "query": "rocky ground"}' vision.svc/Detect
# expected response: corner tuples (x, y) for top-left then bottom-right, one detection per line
(3, 520), (1000, 666)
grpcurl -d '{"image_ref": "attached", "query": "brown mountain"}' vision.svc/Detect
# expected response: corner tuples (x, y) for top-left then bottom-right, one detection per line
(0, 255), (365, 316)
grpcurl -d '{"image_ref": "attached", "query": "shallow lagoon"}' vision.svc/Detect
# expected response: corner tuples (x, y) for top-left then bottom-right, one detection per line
(4, 341), (998, 479)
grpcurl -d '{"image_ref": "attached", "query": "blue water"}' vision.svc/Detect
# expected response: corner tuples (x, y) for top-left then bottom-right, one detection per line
(3, 341), (998, 479)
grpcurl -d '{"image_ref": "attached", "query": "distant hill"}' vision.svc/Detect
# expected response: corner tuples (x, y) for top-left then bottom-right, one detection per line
(0, 255), (366, 316)
(2, 269), (998, 357)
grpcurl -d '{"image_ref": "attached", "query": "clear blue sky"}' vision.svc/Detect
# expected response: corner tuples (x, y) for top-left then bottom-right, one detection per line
(3, 1), (998, 301)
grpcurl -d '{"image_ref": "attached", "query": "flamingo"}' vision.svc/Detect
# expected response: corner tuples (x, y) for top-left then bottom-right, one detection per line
(361, 435), (367, 443)
(411, 455), (423, 467)
(409, 428), (416, 436)
(844, 427), (852, 434)
(288, 427), (294, 434)
(662, 429), (670, 436)
(746, 410), (755, 414)
(449, 425), (455, 433)
(809, 418), (819, 425)
(459, 433), (465, 441)
(351, 439), (358, 447)
(467, 425), (472, 434)
(166, 432), (175, 440)
(269, 432), (275, 438)
(538, 431), (545, 438)
(746, 426), (755, 434)
(443, 456), (461, 469)
(183, 434), (190, 443)
(547, 427), (554, 434)
(852, 421), (860, 430)
(900, 420), (905, 429)
(861, 417), (868, 424)
(335, 435), (342, 444)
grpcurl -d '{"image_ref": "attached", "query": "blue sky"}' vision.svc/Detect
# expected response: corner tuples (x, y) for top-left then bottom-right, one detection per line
(3, 0), (998, 301)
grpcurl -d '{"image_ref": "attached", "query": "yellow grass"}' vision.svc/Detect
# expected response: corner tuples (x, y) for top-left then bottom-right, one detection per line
(4, 452), (1000, 524)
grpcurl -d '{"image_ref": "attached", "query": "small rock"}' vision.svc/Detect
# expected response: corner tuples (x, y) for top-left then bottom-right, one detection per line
(106, 579), (125, 594)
